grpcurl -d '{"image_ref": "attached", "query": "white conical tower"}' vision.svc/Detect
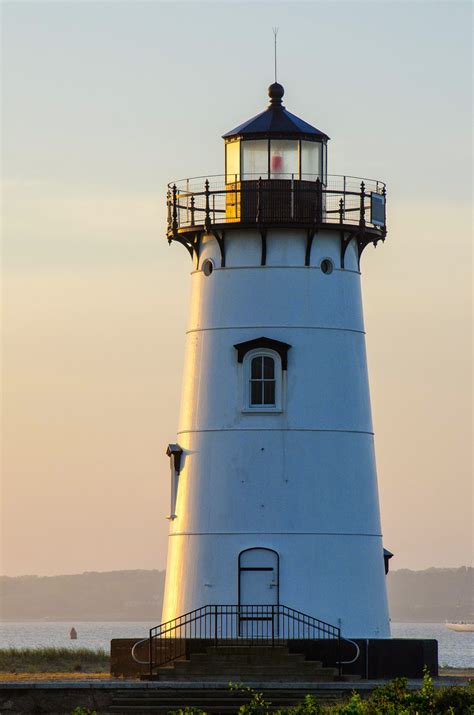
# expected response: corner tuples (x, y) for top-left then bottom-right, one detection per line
(161, 83), (390, 638)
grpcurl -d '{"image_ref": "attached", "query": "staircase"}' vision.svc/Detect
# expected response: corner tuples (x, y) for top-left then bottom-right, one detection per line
(139, 604), (344, 676)
(145, 644), (338, 682)
(109, 685), (354, 713)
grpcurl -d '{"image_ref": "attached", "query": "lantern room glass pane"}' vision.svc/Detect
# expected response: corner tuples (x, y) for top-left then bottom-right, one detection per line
(301, 141), (322, 180)
(226, 141), (240, 183)
(242, 140), (268, 180)
(270, 140), (299, 179)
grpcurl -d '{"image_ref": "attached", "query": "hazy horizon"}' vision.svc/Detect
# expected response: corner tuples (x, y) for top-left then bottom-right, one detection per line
(2, 564), (473, 580)
(1, 1), (472, 577)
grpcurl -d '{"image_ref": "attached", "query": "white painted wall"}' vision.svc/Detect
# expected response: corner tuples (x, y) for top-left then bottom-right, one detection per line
(162, 228), (390, 638)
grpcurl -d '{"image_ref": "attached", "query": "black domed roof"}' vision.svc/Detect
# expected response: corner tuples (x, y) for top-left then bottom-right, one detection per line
(222, 84), (329, 142)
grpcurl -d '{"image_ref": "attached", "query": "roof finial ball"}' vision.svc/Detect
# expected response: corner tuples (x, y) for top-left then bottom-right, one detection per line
(268, 82), (284, 106)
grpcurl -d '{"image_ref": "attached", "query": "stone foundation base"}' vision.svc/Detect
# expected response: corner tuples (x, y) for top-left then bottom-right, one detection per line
(111, 637), (438, 679)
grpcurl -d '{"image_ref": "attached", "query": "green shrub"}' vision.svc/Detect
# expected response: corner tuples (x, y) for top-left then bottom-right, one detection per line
(229, 684), (272, 715)
(284, 694), (324, 714)
(408, 667), (436, 713)
(360, 669), (473, 714)
(335, 692), (366, 714)
(238, 689), (272, 714)
(172, 678), (474, 715)
(434, 682), (474, 714)
(367, 676), (410, 713)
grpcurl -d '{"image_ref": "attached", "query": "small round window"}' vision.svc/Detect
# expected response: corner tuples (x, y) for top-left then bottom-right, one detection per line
(321, 259), (333, 275)
(202, 259), (214, 276)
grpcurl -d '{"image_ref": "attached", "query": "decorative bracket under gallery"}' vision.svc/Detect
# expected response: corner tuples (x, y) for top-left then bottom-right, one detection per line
(259, 228), (267, 266)
(212, 230), (226, 267)
(305, 228), (317, 267)
(357, 229), (386, 269)
(340, 229), (359, 269)
(168, 232), (194, 259)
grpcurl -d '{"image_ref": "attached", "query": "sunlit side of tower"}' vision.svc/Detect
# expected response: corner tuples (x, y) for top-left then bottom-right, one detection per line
(162, 83), (390, 638)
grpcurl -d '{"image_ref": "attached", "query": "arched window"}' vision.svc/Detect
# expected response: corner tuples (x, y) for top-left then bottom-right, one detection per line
(234, 337), (290, 414)
(241, 349), (283, 412)
(250, 354), (275, 406)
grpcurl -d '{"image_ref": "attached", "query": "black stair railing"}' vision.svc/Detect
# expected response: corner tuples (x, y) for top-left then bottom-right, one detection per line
(134, 604), (343, 677)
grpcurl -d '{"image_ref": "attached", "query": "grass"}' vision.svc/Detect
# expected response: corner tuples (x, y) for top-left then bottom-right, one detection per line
(0, 647), (110, 674)
(0, 672), (111, 682)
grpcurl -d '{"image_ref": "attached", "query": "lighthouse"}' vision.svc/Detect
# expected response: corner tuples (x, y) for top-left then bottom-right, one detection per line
(161, 83), (390, 639)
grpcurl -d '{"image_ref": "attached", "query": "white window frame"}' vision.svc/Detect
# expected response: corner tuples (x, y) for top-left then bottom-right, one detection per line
(241, 348), (283, 413)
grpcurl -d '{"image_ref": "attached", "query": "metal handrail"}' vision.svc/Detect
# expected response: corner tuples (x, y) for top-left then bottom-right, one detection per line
(143, 603), (344, 677)
(338, 638), (361, 665)
(168, 173), (387, 189)
(131, 637), (151, 665)
(166, 174), (387, 237)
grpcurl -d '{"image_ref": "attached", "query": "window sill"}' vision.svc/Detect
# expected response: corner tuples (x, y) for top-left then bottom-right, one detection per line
(242, 407), (283, 414)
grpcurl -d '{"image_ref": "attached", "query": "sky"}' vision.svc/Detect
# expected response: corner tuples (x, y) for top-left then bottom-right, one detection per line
(1, 0), (472, 577)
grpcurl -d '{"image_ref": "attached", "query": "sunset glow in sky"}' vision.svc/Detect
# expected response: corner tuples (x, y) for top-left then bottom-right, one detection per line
(2, 1), (472, 576)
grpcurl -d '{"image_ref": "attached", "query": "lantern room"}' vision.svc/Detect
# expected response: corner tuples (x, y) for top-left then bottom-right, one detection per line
(166, 81), (386, 257)
(223, 83), (329, 184)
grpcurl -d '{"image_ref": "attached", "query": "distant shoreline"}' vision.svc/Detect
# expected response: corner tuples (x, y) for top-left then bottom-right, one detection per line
(1, 567), (472, 623)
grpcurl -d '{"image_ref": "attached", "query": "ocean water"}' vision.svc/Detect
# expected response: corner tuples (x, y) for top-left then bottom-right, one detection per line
(0, 622), (472, 669)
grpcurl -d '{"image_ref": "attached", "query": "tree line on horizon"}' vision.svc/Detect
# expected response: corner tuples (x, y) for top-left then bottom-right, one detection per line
(0, 567), (472, 623)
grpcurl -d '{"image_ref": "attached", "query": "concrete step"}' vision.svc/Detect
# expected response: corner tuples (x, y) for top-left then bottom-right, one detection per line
(205, 645), (289, 656)
(109, 690), (351, 713)
(188, 652), (309, 666)
(158, 673), (338, 683)
(148, 644), (339, 683)
(113, 689), (348, 698)
(167, 667), (334, 677)
(109, 708), (245, 714)
(170, 660), (334, 675)
(112, 696), (320, 707)
(109, 708), (284, 714)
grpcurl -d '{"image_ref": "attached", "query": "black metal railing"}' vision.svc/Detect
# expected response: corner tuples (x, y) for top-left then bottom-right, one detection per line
(143, 604), (342, 676)
(166, 174), (386, 237)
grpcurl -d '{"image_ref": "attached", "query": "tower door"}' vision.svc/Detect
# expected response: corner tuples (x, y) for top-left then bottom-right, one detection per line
(238, 548), (279, 637)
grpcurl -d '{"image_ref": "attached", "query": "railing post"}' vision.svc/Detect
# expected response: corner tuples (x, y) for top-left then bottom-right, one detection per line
(382, 185), (387, 230)
(271, 605), (275, 647)
(214, 605), (218, 646)
(186, 178), (189, 224)
(167, 189), (172, 237)
(343, 174), (346, 225)
(315, 177), (322, 224)
(190, 195), (195, 226)
(290, 174), (294, 219)
(359, 181), (366, 228)
(338, 632), (342, 678)
(256, 176), (263, 223)
(172, 184), (178, 236)
(339, 197), (344, 224)
(204, 179), (211, 232)
(149, 629), (152, 677)
(234, 175), (238, 220)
